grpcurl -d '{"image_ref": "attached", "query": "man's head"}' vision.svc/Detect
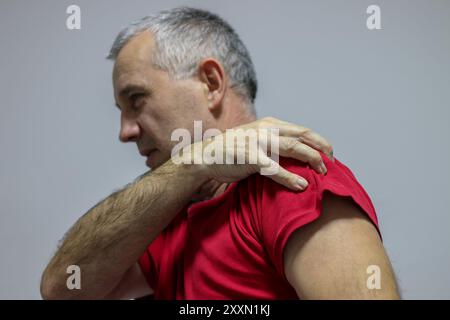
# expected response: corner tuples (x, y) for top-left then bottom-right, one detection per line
(108, 7), (258, 169)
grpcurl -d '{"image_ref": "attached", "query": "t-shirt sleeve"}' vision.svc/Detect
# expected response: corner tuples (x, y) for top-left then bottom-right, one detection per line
(249, 153), (380, 278)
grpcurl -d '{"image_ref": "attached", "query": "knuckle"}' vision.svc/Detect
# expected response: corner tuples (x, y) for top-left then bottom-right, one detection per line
(311, 151), (323, 165)
(257, 119), (268, 129)
(279, 172), (290, 183)
(260, 117), (275, 127)
(284, 139), (298, 154)
(300, 128), (311, 137)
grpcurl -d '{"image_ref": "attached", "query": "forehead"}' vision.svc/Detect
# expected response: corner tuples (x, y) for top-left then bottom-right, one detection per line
(112, 31), (156, 94)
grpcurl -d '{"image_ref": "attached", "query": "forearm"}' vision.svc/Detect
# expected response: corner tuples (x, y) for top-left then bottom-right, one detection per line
(41, 160), (206, 299)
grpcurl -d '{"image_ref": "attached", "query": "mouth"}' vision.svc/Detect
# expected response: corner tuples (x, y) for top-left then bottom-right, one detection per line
(139, 148), (156, 157)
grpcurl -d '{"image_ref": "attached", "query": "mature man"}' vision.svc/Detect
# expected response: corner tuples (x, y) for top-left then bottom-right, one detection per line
(41, 7), (399, 299)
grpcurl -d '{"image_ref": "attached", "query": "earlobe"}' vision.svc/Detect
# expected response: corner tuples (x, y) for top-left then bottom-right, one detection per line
(207, 92), (216, 110)
(208, 99), (213, 110)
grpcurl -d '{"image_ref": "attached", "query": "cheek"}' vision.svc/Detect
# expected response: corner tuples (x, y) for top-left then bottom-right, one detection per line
(142, 85), (207, 149)
(140, 116), (180, 154)
(173, 82), (207, 113)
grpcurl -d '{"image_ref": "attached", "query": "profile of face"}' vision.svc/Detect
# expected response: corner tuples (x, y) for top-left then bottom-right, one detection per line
(113, 31), (223, 169)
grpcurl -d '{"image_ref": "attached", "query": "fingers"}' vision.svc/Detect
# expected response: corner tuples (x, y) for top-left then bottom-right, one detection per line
(258, 155), (309, 191)
(278, 137), (327, 175)
(298, 130), (334, 161)
(258, 117), (334, 161)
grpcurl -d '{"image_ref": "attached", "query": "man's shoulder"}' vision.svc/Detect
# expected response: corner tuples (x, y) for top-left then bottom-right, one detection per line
(241, 153), (352, 195)
(234, 153), (377, 226)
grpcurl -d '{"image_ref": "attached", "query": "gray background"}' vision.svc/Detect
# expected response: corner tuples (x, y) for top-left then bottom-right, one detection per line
(0, 0), (449, 299)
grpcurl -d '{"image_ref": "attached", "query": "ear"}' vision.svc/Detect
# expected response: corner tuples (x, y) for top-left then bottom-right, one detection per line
(197, 58), (227, 112)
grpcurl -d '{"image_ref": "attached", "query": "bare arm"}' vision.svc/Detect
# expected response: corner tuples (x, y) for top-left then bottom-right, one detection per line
(41, 117), (334, 299)
(40, 160), (206, 299)
(284, 193), (400, 299)
(103, 263), (153, 300)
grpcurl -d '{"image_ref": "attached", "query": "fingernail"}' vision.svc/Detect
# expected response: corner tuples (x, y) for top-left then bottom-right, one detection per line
(297, 178), (308, 189)
(320, 163), (327, 175)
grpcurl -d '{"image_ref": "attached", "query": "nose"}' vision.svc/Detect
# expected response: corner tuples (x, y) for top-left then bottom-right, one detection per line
(119, 114), (140, 143)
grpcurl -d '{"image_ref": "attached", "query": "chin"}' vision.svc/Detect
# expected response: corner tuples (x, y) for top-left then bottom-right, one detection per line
(146, 152), (168, 169)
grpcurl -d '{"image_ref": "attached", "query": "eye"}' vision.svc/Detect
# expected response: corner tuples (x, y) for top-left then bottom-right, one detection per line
(128, 93), (145, 109)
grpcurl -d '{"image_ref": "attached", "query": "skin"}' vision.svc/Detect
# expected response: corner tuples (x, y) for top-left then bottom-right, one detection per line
(113, 31), (330, 185)
(40, 30), (398, 300)
(113, 31), (253, 170)
(284, 194), (400, 299)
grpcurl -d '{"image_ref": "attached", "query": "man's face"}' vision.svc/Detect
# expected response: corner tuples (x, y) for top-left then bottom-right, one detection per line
(113, 31), (214, 169)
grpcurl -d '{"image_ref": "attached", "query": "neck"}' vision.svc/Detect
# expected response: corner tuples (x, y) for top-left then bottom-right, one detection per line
(191, 95), (256, 202)
(218, 92), (256, 130)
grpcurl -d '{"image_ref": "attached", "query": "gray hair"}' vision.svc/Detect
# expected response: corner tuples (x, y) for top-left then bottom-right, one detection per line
(108, 7), (257, 112)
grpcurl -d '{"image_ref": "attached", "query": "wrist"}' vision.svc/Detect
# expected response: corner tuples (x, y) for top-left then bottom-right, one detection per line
(166, 152), (210, 186)
(170, 140), (211, 182)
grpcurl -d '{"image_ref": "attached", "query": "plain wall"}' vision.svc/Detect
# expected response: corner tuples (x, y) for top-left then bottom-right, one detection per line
(0, 0), (449, 299)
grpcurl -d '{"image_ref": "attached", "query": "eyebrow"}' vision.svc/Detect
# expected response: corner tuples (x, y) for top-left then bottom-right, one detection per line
(115, 84), (149, 110)
(118, 84), (147, 98)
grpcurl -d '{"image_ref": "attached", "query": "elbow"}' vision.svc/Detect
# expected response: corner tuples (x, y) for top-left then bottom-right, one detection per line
(40, 269), (67, 300)
(40, 269), (109, 300)
(40, 275), (59, 300)
(40, 270), (75, 300)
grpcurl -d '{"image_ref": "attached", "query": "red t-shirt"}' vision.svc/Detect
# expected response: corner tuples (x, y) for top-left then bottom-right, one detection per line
(138, 154), (379, 299)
